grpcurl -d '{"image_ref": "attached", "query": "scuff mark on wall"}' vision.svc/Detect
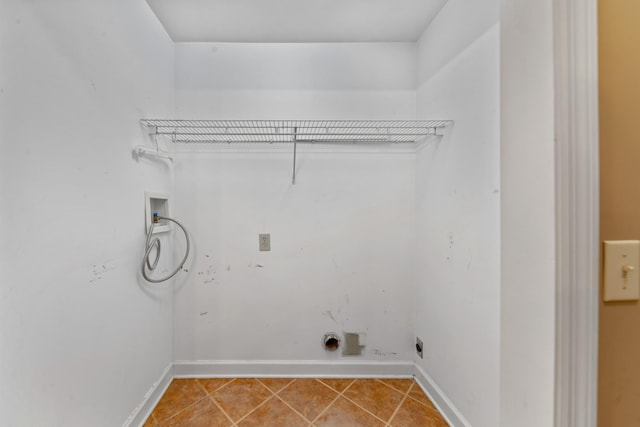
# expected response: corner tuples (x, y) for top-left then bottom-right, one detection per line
(198, 263), (216, 283)
(322, 310), (337, 323)
(89, 262), (116, 284)
(371, 349), (398, 357)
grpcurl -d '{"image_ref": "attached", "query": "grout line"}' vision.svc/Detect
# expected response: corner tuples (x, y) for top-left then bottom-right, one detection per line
(231, 380), (279, 425)
(309, 378), (356, 424)
(233, 394), (276, 425)
(403, 383), (449, 424)
(405, 382), (444, 411)
(260, 378), (311, 426)
(274, 379), (344, 424)
(195, 377), (235, 394)
(375, 378), (415, 395)
(339, 391), (391, 425)
(273, 394), (314, 424)
(257, 377), (295, 394)
(194, 378), (237, 426)
(158, 395), (208, 424)
(385, 381), (414, 426)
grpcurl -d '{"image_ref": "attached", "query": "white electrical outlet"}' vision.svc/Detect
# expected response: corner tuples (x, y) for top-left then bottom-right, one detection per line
(259, 234), (271, 251)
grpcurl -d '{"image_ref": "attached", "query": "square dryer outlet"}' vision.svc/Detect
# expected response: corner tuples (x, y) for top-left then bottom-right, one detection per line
(145, 192), (171, 234)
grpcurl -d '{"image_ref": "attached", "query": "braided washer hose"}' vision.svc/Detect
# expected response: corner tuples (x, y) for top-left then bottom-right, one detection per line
(142, 215), (190, 283)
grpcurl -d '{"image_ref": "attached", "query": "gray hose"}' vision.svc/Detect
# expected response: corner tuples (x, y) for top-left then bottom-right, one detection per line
(142, 216), (190, 283)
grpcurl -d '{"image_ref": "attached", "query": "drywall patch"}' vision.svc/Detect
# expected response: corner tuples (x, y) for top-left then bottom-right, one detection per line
(343, 332), (365, 356)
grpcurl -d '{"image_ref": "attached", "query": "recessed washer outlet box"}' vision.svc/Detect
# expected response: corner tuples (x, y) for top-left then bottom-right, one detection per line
(145, 192), (171, 234)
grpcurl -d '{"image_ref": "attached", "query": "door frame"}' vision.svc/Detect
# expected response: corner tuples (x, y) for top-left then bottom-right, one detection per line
(553, 0), (599, 425)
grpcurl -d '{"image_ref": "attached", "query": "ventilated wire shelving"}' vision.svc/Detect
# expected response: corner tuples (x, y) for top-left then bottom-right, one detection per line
(138, 119), (453, 183)
(139, 119), (452, 144)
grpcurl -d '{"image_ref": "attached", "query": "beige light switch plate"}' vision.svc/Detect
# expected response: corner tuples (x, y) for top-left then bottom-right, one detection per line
(603, 240), (640, 302)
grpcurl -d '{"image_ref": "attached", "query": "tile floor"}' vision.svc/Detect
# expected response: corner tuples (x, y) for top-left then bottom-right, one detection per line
(143, 377), (448, 426)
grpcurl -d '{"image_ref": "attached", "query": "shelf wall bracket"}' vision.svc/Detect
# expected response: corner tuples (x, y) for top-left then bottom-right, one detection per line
(292, 126), (298, 185)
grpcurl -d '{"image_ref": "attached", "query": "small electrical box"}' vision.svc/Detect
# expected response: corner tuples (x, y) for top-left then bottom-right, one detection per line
(259, 234), (271, 251)
(603, 240), (640, 301)
(145, 192), (171, 234)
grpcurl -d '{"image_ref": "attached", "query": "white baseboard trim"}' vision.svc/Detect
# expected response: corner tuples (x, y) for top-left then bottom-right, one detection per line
(173, 359), (415, 378)
(413, 364), (471, 427)
(123, 363), (174, 427)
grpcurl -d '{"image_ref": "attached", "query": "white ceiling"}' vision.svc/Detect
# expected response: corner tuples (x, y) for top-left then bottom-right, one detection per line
(146, 0), (447, 43)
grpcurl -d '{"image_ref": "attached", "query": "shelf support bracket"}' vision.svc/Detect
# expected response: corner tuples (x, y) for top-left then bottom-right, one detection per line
(292, 126), (298, 185)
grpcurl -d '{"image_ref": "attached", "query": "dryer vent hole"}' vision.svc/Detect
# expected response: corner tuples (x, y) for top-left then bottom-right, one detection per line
(323, 333), (340, 351)
(325, 338), (339, 351)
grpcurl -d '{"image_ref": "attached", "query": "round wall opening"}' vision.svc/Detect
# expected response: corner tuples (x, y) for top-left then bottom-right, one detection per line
(323, 333), (340, 351)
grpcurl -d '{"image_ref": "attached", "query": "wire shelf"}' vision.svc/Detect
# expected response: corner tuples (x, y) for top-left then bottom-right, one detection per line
(140, 119), (453, 144)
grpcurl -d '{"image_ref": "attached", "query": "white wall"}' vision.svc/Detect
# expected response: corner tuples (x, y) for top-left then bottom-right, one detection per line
(173, 151), (416, 361)
(175, 42), (417, 119)
(500, 0), (556, 426)
(414, 1), (500, 426)
(0, 1), (175, 426)
(172, 42), (419, 363)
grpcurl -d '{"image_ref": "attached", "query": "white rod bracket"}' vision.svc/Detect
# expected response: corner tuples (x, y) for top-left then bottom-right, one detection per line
(134, 145), (174, 162)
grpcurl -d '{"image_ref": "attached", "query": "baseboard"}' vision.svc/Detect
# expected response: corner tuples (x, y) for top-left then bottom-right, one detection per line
(413, 364), (471, 427)
(123, 363), (174, 427)
(173, 359), (415, 378)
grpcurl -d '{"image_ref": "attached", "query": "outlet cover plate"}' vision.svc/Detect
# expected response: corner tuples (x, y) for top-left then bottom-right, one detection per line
(603, 240), (640, 301)
(259, 234), (271, 251)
